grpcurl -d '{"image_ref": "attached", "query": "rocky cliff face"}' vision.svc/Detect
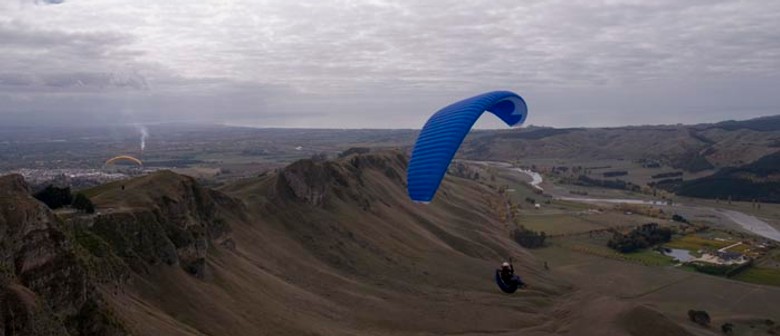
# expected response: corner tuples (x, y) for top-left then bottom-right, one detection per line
(275, 150), (408, 209)
(0, 170), (244, 335)
(0, 174), (125, 336)
(278, 160), (332, 206)
(85, 171), (239, 278)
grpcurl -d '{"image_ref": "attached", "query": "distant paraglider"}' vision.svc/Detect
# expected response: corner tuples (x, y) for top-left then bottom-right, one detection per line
(407, 91), (528, 203)
(104, 155), (143, 167)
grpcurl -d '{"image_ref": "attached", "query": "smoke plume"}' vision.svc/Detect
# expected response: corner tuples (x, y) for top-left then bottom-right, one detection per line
(137, 125), (149, 151)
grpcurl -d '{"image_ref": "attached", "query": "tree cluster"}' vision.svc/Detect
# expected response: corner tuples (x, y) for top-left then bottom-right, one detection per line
(607, 223), (672, 253)
(575, 175), (642, 192)
(72, 193), (96, 214)
(651, 171), (683, 179)
(691, 260), (752, 277)
(670, 152), (714, 173)
(448, 162), (481, 180)
(647, 178), (683, 191)
(671, 214), (690, 224)
(512, 227), (547, 249)
(33, 185), (73, 209)
(640, 160), (661, 168)
(33, 185), (95, 214)
(602, 170), (628, 178)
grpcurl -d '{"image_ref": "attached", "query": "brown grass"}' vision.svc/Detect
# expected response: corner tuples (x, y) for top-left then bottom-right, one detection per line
(64, 151), (780, 335)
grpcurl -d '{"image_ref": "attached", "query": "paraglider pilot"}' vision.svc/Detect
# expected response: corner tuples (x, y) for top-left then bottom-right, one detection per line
(499, 262), (514, 280)
(495, 259), (526, 293)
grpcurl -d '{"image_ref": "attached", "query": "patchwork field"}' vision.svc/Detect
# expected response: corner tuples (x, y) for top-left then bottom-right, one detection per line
(733, 268), (780, 287)
(665, 235), (734, 251)
(517, 212), (660, 236)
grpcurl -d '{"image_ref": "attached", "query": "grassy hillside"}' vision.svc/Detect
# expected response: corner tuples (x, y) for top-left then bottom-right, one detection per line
(72, 150), (571, 335)
(460, 115), (780, 173)
(7, 146), (780, 335)
(676, 151), (780, 203)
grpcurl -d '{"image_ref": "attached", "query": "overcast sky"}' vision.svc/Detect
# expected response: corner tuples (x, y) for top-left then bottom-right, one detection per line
(1, 0), (779, 129)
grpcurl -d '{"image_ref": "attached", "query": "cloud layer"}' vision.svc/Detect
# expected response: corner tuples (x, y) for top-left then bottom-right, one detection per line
(1, 0), (779, 128)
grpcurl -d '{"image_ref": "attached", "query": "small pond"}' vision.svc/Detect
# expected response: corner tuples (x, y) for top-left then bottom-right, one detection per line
(665, 248), (695, 262)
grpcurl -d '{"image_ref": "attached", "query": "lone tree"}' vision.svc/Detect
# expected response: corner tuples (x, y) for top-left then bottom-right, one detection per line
(721, 323), (734, 334)
(688, 310), (711, 327)
(72, 193), (95, 214)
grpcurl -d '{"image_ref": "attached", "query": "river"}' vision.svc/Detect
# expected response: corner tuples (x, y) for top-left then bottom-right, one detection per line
(471, 160), (780, 242)
(718, 209), (780, 242)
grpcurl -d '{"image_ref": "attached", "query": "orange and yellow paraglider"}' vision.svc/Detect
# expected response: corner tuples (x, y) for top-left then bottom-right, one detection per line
(104, 155), (143, 167)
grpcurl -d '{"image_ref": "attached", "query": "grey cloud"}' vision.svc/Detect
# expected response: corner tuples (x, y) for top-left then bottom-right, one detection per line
(24, 0), (65, 5)
(0, 73), (35, 86)
(0, 25), (136, 76)
(0, 79), (299, 126)
(0, 21), (155, 94)
(0, 71), (148, 91)
(0, 0), (779, 128)
(0, 23), (131, 48)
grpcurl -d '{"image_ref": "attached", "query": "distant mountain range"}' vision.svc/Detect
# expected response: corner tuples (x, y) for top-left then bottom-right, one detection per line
(702, 115), (780, 132)
(461, 114), (780, 173)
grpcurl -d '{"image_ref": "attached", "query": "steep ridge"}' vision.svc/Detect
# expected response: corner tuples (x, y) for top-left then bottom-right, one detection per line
(0, 174), (126, 336)
(214, 150), (565, 334)
(1, 150), (701, 335)
(84, 171), (240, 277)
(70, 150), (565, 335)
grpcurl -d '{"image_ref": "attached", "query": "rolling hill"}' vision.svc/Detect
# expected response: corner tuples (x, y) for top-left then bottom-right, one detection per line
(676, 151), (780, 202)
(1, 151), (566, 335)
(4, 149), (779, 335)
(460, 115), (780, 172)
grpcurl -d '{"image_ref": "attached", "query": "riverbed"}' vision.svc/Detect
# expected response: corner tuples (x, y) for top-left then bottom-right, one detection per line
(475, 161), (780, 242)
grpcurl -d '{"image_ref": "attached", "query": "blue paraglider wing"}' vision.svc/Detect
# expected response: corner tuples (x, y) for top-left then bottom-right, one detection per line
(407, 91), (528, 203)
